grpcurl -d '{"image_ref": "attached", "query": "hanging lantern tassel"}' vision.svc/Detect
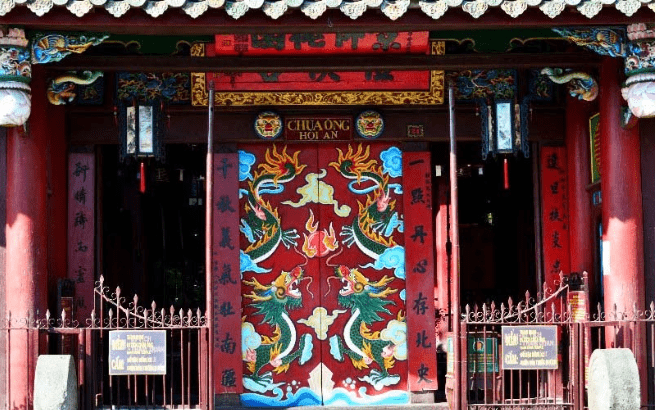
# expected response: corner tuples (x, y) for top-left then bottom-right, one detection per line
(503, 158), (510, 190)
(140, 161), (146, 193)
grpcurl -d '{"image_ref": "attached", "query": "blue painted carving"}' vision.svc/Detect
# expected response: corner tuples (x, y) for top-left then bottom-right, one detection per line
(528, 69), (553, 102)
(552, 27), (626, 58)
(0, 43), (31, 84)
(117, 72), (191, 104)
(453, 69), (516, 101)
(32, 32), (109, 64)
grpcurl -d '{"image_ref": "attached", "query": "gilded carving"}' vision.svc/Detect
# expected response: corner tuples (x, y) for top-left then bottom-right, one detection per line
(191, 41), (445, 106)
(190, 42), (206, 57)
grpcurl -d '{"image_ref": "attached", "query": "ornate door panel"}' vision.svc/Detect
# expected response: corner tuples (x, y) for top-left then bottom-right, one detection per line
(238, 143), (408, 406)
(317, 143), (408, 405)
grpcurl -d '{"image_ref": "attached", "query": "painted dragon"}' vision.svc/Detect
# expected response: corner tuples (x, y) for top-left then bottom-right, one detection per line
(241, 145), (306, 264)
(242, 266), (313, 391)
(329, 144), (399, 259)
(328, 264), (404, 388)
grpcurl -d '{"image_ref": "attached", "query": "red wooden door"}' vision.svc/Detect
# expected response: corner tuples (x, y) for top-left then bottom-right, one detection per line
(239, 143), (408, 406)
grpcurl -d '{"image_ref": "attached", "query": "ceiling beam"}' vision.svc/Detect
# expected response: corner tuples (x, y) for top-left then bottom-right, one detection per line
(50, 51), (601, 72)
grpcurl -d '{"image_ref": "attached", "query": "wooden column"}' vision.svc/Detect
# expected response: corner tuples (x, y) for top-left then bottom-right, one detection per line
(5, 67), (48, 409)
(565, 98), (594, 276)
(599, 56), (646, 401)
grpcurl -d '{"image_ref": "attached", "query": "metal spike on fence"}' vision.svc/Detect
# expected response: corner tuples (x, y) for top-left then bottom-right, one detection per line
(633, 302), (639, 320)
(525, 290), (531, 306)
(508, 297), (513, 310)
(196, 308), (202, 324)
(133, 294), (139, 308)
(482, 303), (487, 319)
(61, 308), (67, 327)
(45, 309), (51, 324)
(597, 302), (602, 320)
(151, 301), (157, 312)
(612, 303), (618, 320)
(650, 301), (655, 319)
(99, 275), (104, 286)
(551, 302), (556, 323)
(161, 308), (166, 326)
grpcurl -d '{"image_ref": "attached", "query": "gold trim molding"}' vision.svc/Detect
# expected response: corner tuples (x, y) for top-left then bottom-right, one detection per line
(191, 40), (445, 107)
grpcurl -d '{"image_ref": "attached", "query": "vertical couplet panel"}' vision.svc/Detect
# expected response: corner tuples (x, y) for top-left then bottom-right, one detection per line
(68, 153), (95, 322)
(540, 146), (570, 292)
(212, 153), (243, 394)
(403, 152), (438, 391)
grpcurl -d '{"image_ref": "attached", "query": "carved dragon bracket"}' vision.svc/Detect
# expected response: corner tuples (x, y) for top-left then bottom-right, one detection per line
(553, 25), (655, 120)
(0, 28), (108, 127)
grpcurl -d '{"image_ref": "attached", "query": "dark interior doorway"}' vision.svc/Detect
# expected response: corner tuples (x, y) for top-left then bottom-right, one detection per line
(432, 141), (537, 307)
(100, 144), (207, 310)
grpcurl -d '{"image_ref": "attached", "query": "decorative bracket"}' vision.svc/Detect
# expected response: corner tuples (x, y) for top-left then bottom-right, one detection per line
(0, 29), (108, 126)
(553, 25), (654, 119)
(47, 71), (104, 105)
(540, 67), (599, 101)
(31, 32), (109, 64)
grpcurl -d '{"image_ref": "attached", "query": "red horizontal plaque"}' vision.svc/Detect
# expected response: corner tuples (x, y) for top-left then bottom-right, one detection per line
(206, 71), (430, 92)
(284, 116), (352, 141)
(214, 32), (429, 56)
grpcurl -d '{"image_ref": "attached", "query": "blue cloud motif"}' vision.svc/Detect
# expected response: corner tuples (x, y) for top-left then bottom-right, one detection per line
(299, 334), (313, 365)
(361, 246), (405, 280)
(384, 212), (404, 237)
(240, 250), (271, 274)
(380, 147), (402, 178)
(239, 150), (256, 181)
(399, 289), (406, 301)
(329, 335), (343, 361)
(242, 322), (262, 356)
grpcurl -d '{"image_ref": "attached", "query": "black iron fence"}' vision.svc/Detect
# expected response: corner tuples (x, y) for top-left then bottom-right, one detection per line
(2, 276), (210, 410)
(455, 272), (655, 410)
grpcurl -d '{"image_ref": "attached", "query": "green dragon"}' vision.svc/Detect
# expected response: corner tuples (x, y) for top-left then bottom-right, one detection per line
(329, 144), (398, 259)
(241, 145), (306, 263)
(328, 264), (404, 387)
(242, 266), (313, 391)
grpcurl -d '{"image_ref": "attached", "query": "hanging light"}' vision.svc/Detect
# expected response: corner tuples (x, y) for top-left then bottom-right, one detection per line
(117, 97), (165, 193)
(479, 98), (530, 160)
(479, 97), (530, 191)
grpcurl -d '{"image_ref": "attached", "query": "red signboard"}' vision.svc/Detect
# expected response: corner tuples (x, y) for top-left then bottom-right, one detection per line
(67, 153), (95, 323)
(284, 116), (352, 141)
(212, 153), (243, 393)
(540, 146), (570, 292)
(214, 32), (429, 56)
(206, 70), (430, 92)
(403, 152), (438, 391)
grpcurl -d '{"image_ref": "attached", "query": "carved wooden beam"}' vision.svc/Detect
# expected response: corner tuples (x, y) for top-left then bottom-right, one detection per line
(50, 52), (602, 72)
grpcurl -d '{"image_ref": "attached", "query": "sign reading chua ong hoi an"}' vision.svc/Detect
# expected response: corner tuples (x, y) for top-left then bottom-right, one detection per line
(285, 116), (352, 141)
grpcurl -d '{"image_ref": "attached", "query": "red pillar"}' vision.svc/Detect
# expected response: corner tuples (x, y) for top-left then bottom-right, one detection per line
(5, 67), (49, 409)
(565, 98), (594, 276)
(599, 56), (646, 399)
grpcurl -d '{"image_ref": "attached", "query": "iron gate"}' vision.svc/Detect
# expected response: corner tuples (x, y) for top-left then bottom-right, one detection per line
(458, 272), (655, 410)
